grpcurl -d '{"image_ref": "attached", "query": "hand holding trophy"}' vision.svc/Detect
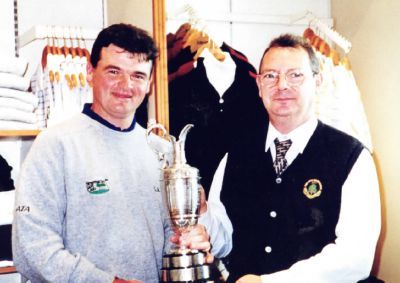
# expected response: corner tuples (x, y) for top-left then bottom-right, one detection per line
(146, 123), (213, 282)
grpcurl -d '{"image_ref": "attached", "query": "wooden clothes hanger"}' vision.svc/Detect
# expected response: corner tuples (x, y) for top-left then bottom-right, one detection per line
(302, 11), (352, 54)
(184, 30), (209, 52)
(41, 26), (52, 70)
(171, 4), (225, 61)
(303, 27), (331, 57)
(193, 39), (225, 62)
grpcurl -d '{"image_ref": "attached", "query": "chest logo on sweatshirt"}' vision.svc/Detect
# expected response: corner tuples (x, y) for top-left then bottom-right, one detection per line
(303, 179), (323, 199)
(86, 179), (110, 195)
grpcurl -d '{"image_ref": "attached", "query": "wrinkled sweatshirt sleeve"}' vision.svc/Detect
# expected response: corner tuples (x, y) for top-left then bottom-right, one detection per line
(12, 132), (114, 283)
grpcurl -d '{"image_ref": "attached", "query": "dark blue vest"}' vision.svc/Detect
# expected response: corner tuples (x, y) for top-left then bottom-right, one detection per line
(220, 121), (364, 281)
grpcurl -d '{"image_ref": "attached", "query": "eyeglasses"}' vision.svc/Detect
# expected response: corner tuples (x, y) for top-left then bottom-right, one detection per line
(257, 69), (307, 87)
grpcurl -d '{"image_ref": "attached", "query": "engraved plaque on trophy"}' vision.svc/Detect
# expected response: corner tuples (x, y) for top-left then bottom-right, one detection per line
(146, 123), (212, 282)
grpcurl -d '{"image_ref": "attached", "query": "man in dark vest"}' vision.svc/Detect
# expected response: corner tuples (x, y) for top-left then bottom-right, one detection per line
(199, 34), (381, 282)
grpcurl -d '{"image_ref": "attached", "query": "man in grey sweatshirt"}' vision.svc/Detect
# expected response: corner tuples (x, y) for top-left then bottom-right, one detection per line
(12, 23), (212, 283)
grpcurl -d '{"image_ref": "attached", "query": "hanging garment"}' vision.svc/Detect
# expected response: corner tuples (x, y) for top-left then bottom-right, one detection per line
(168, 46), (196, 76)
(202, 48), (236, 99)
(303, 27), (373, 151)
(169, 56), (267, 192)
(32, 30), (93, 128)
(313, 48), (373, 151)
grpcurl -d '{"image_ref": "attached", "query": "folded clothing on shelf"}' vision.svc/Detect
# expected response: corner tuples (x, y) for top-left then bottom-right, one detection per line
(0, 55), (29, 77)
(0, 120), (39, 130)
(0, 107), (37, 124)
(0, 72), (31, 91)
(0, 87), (38, 106)
(0, 96), (36, 112)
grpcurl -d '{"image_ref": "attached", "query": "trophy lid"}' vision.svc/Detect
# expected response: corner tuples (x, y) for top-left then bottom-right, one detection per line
(163, 124), (199, 180)
(146, 122), (200, 180)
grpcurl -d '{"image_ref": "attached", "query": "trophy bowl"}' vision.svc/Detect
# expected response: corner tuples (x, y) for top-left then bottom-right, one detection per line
(147, 123), (213, 282)
(161, 168), (213, 282)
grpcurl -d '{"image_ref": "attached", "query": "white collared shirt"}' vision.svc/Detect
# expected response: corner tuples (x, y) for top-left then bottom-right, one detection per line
(266, 118), (318, 166)
(199, 119), (381, 283)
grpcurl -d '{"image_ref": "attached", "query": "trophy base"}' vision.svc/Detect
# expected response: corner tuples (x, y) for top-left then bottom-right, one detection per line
(161, 250), (213, 282)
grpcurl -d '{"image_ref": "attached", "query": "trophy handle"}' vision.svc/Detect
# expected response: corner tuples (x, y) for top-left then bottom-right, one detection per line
(178, 124), (194, 144)
(146, 121), (175, 163)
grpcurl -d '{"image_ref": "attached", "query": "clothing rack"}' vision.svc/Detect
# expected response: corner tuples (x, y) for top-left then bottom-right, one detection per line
(168, 5), (333, 27)
(291, 11), (352, 54)
(18, 25), (99, 49)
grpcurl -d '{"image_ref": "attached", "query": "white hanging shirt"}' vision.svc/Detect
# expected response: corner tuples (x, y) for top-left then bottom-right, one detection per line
(200, 48), (236, 98)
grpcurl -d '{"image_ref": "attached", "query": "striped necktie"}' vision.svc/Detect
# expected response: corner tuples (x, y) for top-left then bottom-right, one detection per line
(273, 138), (292, 176)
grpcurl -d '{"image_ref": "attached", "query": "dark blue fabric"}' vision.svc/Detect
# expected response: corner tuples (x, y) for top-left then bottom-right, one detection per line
(0, 155), (14, 192)
(82, 103), (136, 132)
(221, 121), (364, 281)
(0, 224), (12, 260)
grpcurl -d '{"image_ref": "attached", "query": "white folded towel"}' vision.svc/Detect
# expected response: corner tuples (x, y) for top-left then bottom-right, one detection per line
(0, 72), (30, 91)
(0, 107), (37, 124)
(0, 88), (38, 106)
(0, 260), (14, 268)
(0, 55), (29, 76)
(0, 97), (35, 112)
(0, 120), (39, 130)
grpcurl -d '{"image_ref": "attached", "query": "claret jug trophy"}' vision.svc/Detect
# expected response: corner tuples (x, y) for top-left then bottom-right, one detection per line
(146, 122), (213, 282)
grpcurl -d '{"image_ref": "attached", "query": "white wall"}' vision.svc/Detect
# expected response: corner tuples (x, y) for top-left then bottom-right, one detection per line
(106, 0), (153, 33)
(332, 1), (400, 281)
(18, 0), (105, 35)
(0, 0), (16, 56)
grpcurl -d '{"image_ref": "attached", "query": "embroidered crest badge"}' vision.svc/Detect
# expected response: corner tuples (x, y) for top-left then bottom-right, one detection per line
(303, 179), (323, 199)
(86, 179), (110, 194)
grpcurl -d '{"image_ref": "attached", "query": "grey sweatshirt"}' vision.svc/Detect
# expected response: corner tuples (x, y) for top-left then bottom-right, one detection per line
(12, 113), (172, 282)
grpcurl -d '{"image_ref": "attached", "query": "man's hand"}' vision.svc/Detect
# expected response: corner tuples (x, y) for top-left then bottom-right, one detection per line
(236, 274), (262, 283)
(170, 224), (214, 264)
(199, 185), (208, 215)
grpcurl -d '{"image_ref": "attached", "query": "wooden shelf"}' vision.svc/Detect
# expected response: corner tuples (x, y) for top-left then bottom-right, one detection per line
(0, 266), (16, 274)
(0, 130), (40, 137)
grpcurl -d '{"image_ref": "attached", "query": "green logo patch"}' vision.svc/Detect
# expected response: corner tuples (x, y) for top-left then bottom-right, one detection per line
(303, 179), (323, 199)
(86, 179), (110, 194)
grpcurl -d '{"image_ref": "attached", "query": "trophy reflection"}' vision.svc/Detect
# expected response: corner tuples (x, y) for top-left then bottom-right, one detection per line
(146, 123), (212, 282)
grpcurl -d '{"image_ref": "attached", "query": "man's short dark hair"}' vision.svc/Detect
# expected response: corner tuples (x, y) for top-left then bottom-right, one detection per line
(259, 34), (320, 75)
(90, 23), (159, 68)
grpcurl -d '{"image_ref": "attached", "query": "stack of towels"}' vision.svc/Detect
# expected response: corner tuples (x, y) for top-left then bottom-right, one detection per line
(0, 55), (39, 130)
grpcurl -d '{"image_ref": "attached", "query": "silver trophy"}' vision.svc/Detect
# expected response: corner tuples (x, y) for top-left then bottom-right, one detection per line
(146, 123), (212, 282)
